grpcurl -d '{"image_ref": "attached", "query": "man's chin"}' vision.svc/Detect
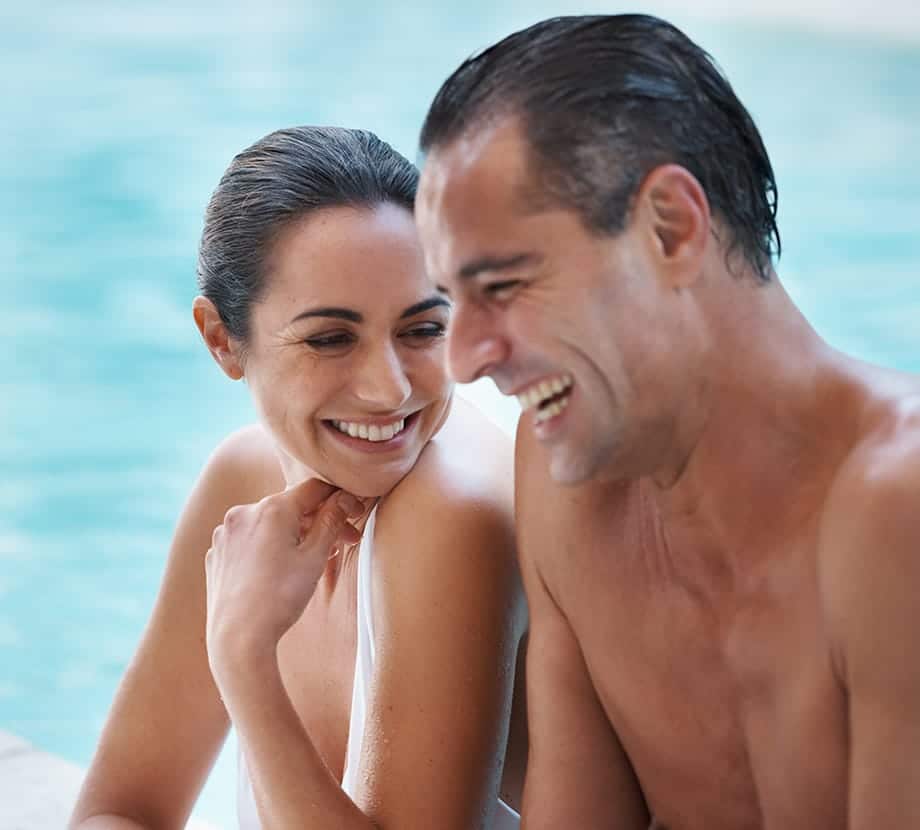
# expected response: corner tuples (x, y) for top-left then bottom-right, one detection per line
(548, 449), (598, 486)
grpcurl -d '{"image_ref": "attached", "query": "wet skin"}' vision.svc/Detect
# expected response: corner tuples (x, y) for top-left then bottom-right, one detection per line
(416, 117), (920, 829)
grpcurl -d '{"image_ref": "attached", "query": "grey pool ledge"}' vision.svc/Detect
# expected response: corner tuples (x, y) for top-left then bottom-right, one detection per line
(0, 729), (219, 829)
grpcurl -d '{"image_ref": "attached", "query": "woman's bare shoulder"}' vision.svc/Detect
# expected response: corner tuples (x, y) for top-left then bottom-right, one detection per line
(196, 422), (285, 508)
(400, 395), (514, 510)
(372, 396), (519, 614)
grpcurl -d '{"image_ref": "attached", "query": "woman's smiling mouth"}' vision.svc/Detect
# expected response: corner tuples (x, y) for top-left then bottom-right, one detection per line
(331, 416), (406, 442)
(323, 411), (421, 451)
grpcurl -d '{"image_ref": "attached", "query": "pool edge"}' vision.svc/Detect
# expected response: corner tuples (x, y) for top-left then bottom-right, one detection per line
(0, 730), (220, 829)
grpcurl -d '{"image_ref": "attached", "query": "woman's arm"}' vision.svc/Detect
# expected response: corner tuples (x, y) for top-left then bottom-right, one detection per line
(353, 485), (523, 827)
(204, 479), (370, 828)
(214, 654), (368, 828)
(69, 428), (274, 830)
(209, 458), (522, 829)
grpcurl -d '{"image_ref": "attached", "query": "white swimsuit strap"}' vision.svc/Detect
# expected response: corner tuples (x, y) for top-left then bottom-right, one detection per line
(341, 505), (378, 797)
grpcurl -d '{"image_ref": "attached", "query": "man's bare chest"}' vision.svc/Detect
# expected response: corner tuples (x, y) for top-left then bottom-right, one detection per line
(555, 539), (849, 830)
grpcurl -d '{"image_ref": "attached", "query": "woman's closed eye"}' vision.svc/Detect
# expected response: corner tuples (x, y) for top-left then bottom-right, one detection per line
(400, 321), (445, 342)
(303, 331), (355, 350)
(302, 323), (444, 352)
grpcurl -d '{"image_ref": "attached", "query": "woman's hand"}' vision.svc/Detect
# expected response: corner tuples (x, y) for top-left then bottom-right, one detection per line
(204, 479), (364, 688)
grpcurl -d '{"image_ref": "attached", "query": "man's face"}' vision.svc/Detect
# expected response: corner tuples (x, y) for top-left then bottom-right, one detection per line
(417, 119), (685, 484)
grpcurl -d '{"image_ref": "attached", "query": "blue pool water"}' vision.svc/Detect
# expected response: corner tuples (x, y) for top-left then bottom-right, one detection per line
(2, 3), (918, 827)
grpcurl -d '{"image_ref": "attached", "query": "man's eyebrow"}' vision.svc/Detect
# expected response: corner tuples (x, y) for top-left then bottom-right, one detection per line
(400, 296), (451, 318)
(289, 307), (363, 325)
(457, 252), (538, 280)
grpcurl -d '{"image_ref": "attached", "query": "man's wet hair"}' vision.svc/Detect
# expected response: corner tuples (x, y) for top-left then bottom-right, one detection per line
(420, 14), (780, 280)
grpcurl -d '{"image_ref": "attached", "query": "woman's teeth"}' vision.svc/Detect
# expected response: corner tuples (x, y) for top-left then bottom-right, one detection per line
(331, 418), (406, 442)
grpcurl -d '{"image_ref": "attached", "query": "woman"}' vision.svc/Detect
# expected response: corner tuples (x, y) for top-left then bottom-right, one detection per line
(69, 126), (526, 829)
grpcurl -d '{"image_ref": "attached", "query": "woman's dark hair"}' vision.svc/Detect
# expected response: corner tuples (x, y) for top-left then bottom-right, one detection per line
(198, 126), (419, 341)
(420, 14), (780, 280)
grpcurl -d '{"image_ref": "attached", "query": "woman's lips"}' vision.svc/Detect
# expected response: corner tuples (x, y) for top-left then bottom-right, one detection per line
(323, 410), (421, 453)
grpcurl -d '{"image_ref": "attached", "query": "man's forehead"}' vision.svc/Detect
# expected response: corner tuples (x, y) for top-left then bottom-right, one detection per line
(416, 117), (560, 287)
(419, 116), (531, 208)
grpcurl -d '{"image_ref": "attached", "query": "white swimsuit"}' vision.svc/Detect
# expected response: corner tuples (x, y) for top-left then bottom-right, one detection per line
(237, 507), (520, 829)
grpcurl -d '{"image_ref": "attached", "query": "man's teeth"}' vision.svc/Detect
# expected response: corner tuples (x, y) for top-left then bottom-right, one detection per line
(331, 418), (406, 442)
(534, 394), (570, 423)
(516, 373), (574, 411)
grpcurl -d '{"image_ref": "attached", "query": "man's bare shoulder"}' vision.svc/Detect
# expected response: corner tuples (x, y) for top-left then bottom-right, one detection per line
(818, 378), (920, 667)
(822, 371), (920, 528)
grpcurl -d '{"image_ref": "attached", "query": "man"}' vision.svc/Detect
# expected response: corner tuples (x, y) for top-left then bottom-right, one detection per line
(414, 14), (920, 830)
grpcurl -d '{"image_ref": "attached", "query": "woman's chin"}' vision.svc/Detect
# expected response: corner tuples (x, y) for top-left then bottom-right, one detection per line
(277, 437), (418, 499)
(340, 472), (406, 500)
(307, 463), (411, 500)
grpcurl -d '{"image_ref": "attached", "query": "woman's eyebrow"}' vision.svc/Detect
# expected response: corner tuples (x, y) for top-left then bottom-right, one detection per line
(289, 307), (363, 325)
(287, 296), (449, 326)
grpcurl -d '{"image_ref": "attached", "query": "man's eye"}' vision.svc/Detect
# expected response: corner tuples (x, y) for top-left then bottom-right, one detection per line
(304, 333), (354, 349)
(483, 279), (521, 297)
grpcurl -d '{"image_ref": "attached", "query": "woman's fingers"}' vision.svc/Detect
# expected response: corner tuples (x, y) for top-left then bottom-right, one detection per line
(280, 478), (338, 518)
(212, 480), (365, 561)
(204, 482), (370, 670)
(303, 491), (364, 555)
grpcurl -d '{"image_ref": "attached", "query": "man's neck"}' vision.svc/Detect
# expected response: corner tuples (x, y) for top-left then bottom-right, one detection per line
(644, 275), (861, 582)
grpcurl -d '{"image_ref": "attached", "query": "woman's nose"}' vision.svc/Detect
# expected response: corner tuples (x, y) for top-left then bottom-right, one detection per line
(352, 342), (412, 409)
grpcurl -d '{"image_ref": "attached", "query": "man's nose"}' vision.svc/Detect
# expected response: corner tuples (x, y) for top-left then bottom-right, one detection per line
(446, 302), (508, 384)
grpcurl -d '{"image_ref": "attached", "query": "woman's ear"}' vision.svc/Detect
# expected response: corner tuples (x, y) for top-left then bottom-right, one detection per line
(192, 296), (244, 380)
(635, 163), (710, 289)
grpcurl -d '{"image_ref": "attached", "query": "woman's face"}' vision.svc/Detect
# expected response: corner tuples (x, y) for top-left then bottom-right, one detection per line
(239, 202), (453, 497)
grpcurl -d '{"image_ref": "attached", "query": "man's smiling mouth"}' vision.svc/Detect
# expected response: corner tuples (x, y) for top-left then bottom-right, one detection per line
(516, 373), (574, 422)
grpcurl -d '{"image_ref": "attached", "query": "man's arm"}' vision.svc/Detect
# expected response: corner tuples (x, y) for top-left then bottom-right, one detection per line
(515, 423), (649, 829)
(821, 441), (920, 827)
(520, 551), (650, 829)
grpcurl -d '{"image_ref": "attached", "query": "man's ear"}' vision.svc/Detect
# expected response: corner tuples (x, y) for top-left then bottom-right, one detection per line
(192, 296), (244, 380)
(634, 164), (710, 288)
